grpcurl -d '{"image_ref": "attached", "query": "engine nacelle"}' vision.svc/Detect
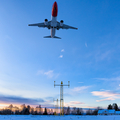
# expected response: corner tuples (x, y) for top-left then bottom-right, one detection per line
(57, 27), (59, 30)
(44, 19), (48, 25)
(60, 20), (64, 26)
(48, 26), (50, 29)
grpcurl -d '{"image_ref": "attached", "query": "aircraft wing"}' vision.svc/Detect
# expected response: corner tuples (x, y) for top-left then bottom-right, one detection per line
(57, 22), (78, 30)
(28, 21), (51, 28)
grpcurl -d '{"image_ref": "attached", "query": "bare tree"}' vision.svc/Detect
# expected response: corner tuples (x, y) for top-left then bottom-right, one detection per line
(72, 107), (76, 115)
(86, 109), (92, 115)
(66, 106), (70, 115)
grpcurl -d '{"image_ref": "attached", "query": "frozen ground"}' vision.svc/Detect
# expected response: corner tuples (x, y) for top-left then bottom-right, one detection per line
(0, 115), (120, 120)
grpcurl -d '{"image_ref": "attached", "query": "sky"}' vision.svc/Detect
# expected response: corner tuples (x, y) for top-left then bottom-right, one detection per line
(0, 0), (120, 109)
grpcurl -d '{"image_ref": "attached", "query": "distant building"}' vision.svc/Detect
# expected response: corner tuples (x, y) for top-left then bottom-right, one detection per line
(98, 109), (108, 115)
(98, 109), (120, 115)
(108, 110), (116, 115)
(115, 111), (120, 115)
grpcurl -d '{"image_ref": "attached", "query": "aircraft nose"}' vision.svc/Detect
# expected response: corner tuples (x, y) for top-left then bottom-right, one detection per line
(54, 1), (57, 5)
(52, 1), (58, 17)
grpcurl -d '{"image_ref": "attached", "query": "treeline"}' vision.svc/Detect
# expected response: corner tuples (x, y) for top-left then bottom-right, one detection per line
(66, 103), (120, 115)
(0, 103), (119, 115)
(107, 103), (120, 111)
(0, 104), (49, 115)
(65, 107), (99, 115)
(0, 104), (98, 115)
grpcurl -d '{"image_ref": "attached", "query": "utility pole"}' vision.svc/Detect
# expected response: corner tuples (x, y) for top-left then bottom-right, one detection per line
(54, 81), (70, 115)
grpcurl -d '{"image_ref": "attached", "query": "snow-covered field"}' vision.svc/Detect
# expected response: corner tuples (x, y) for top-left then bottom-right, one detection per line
(0, 115), (120, 120)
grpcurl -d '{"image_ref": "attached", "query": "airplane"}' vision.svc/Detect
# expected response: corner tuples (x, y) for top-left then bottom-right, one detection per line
(28, 1), (78, 39)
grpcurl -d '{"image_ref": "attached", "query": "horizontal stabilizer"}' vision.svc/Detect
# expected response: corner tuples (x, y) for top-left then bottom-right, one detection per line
(44, 36), (51, 38)
(44, 36), (61, 39)
(54, 36), (61, 39)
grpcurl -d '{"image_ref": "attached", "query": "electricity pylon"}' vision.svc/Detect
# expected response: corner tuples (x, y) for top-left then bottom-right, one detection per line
(53, 99), (59, 115)
(54, 81), (70, 115)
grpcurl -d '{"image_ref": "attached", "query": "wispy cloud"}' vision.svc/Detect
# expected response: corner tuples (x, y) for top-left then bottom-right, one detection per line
(94, 76), (120, 81)
(85, 42), (87, 47)
(66, 86), (91, 96)
(59, 55), (63, 58)
(0, 95), (45, 105)
(99, 51), (111, 61)
(91, 90), (120, 98)
(91, 90), (120, 102)
(100, 89), (105, 91)
(73, 86), (90, 92)
(96, 98), (115, 102)
(78, 82), (84, 83)
(95, 50), (112, 61)
(44, 70), (54, 78)
(72, 86), (91, 92)
(61, 49), (64, 52)
(37, 70), (44, 75)
(37, 70), (59, 79)
(69, 101), (85, 105)
(83, 106), (97, 109)
(65, 101), (85, 107)
(58, 49), (64, 58)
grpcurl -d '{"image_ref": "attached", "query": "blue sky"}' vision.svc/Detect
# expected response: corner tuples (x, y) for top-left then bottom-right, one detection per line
(0, 0), (120, 108)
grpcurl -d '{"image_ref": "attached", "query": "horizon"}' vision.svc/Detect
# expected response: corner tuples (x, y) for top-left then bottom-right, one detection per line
(0, 103), (107, 114)
(0, 103), (119, 115)
(0, 103), (104, 110)
(0, 0), (120, 109)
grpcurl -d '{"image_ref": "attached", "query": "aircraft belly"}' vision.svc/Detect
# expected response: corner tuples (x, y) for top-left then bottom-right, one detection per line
(51, 28), (56, 38)
(51, 16), (57, 27)
(51, 16), (57, 38)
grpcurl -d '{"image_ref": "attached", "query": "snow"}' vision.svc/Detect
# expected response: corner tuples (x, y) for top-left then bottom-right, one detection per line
(0, 115), (120, 120)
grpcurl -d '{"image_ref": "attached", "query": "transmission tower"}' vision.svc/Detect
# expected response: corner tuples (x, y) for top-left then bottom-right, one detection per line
(53, 99), (59, 115)
(54, 81), (70, 115)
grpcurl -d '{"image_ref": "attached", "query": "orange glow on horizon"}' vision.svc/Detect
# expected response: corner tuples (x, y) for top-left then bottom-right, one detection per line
(0, 103), (44, 109)
(0, 103), (21, 109)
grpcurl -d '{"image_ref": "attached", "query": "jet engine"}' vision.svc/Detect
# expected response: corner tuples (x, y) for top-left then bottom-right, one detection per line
(48, 26), (50, 29)
(60, 20), (64, 26)
(44, 19), (48, 25)
(57, 26), (59, 30)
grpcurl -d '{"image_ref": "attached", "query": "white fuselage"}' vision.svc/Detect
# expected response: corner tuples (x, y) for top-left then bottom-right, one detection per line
(51, 16), (57, 38)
